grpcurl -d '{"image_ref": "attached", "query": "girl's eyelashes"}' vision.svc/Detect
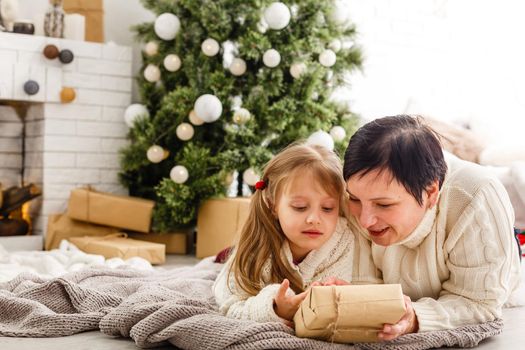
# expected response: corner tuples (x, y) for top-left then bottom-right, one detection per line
(291, 205), (335, 212)
(292, 206), (307, 211)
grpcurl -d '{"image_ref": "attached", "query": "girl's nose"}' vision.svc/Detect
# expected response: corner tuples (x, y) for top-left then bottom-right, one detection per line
(306, 211), (321, 225)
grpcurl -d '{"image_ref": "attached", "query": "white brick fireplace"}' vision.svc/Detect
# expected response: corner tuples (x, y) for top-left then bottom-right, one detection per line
(0, 32), (132, 247)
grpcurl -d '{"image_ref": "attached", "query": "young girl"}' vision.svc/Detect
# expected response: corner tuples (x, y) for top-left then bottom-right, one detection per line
(213, 142), (356, 323)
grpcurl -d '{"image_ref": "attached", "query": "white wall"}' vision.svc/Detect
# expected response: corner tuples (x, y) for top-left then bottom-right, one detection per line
(15, 0), (525, 147)
(345, 0), (525, 146)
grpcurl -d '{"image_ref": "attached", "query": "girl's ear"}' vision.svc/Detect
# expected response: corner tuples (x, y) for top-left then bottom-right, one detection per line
(267, 199), (279, 219)
(425, 180), (440, 209)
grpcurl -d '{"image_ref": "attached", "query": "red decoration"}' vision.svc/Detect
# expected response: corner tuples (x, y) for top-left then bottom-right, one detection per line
(518, 233), (525, 246)
(255, 180), (266, 190)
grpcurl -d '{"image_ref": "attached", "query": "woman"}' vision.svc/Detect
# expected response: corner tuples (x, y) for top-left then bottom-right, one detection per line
(335, 115), (522, 341)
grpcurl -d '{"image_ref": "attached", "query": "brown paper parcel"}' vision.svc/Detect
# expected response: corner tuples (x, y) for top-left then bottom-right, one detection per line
(68, 233), (165, 264)
(128, 231), (187, 254)
(294, 284), (406, 343)
(45, 213), (120, 251)
(67, 188), (154, 233)
(63, 0), (104, 42)
(196, 197), (251, 258)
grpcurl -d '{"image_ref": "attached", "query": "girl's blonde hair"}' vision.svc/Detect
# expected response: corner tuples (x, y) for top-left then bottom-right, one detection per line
(229, 142), (347, 296)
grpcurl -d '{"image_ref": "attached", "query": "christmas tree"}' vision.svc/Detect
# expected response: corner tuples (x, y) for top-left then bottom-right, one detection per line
(119, 0), (362, 232)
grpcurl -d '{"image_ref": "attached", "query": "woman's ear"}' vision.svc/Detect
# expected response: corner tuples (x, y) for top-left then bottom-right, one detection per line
(425, 180), (440, 209)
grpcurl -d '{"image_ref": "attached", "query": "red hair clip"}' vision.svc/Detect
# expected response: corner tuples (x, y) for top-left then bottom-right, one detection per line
(255, 180), (267, 190)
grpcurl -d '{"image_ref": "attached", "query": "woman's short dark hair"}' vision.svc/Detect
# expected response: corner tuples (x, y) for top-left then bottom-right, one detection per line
(343, 115), (447, 206)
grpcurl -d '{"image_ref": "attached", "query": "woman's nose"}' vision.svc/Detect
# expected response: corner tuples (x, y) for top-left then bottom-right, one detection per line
(359, 206), (377, 228)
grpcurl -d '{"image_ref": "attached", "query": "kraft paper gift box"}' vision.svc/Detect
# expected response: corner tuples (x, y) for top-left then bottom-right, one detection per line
(45, 213), (120, 251)
(294, 284), (406, 343)
(128, 231), (188, 254)
(68, 233), (166, 264)
(67, 188), (155, 233)
(64, 0), (104, 42)
(196, 197), (251, 258)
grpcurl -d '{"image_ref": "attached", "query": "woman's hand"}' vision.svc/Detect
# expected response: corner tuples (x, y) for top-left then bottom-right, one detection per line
(273, 279), (308, 322)
(379, 295), (418, 341)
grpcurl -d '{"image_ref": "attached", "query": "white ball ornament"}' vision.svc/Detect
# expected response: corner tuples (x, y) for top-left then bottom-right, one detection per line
(307, 130), (335, 151)
(144, 41), (159, 56)
(124, 104), (149, 127)
(170, 165), (189, 184)
(290, 62), (307, 79)
(262, 49), (281, 68)
(176, 123), (194, 141)
(229, 58), (247, 76)
(257, 18), (268, 33)
(233, 108), (251, 124)
(230, 95), (243, 110)
(330, 126), (346, 142)
(319, 49), (337, 67)
(328, 39), (342, 53)
(223, 172), (235, 186)
(201, 38), (220, 57)
(243, 168), (260, 186)
(163, 54), (181, 72)
(144, 64), (161, 82)
(328, 0), (349, 25)
(154, 13), (180, 40)
(194, 94), (223, 123)
(188, 110), (204, 126)
(147, 145), (165, 163)
(264, 2), (291, 30)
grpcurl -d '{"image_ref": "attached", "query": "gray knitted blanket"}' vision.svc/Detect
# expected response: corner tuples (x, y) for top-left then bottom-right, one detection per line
(0, 258), (503, 349)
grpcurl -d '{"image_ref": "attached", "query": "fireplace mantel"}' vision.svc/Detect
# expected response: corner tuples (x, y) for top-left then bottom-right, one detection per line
(0, 32), (133, 249)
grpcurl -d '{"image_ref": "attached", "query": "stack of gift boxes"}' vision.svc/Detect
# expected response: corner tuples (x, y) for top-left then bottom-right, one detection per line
(46, 187), (187, 264)
(46, 188), (253, 264)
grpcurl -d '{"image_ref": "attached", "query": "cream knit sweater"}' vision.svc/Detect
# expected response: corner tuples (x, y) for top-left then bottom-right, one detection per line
(351, 153), (522, 332)
(213, 217), (358, 323)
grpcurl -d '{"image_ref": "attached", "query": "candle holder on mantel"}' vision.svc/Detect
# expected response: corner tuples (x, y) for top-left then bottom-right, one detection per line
(44, 0), (65, 38)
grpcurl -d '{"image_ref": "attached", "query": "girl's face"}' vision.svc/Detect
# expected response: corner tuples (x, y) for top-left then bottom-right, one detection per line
(274, 172), (340, 262)
(346, 168), (439, 246)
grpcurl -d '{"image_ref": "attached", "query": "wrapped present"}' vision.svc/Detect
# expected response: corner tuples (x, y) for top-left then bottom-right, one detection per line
(45, 213), (120, 250)
(67, 188), (154, 233)
(63, 0), (104, 42)
(68, 233), (165, 264)
(128, 231), (189, 254)
(196, 197), (251, 258)
(294, 284), (406, 343)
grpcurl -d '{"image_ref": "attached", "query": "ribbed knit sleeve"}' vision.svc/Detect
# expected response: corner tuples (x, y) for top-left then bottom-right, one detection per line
(413, 178), (521, 331)
(212, 262), (287, 323)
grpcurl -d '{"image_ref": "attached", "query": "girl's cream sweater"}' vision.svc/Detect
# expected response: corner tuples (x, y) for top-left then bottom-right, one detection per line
(213, 217), (360, 323)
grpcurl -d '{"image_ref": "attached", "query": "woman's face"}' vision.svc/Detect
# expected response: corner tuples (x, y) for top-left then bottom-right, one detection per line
(346, 168), (439, 246)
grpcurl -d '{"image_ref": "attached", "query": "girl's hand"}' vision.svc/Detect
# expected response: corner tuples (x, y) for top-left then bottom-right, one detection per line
(378, 295), (418, 341)
(273, 279), (308, 321)
(311, 277), (350, 286)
